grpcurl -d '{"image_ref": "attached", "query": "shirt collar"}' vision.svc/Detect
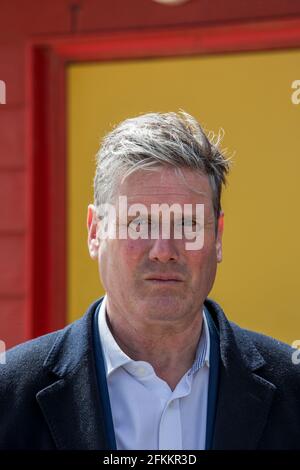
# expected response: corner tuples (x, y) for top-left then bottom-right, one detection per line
(98, 295), (132, 376)
(98, 294), (210, 378)
(189, 309), (210, 375)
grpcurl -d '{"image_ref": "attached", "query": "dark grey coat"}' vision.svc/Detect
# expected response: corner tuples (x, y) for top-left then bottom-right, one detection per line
(0, 298), (299, 449)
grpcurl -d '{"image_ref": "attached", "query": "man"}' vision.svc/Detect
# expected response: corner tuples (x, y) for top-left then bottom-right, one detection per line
(0, 111), (299, 450)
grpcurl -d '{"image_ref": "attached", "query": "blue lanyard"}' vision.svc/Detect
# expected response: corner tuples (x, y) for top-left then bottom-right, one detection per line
(92, 304), (117, 450)
(204, 305), (220, 450)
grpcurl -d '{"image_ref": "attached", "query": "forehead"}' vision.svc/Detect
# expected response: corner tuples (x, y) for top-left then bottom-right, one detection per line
(117, 167), (213, 205)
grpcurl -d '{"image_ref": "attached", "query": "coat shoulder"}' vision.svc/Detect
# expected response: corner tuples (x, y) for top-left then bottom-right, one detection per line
(0, 328), (69, 449)
(0, 301), (99, 449)
(0, 328), (65, 395)
(0, 299), (99, 396)
(230, 321), (300, 386)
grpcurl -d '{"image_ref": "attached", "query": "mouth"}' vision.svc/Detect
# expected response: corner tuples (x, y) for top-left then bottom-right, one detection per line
(146, 280), (182, 287)
(145, 275), (184, 283)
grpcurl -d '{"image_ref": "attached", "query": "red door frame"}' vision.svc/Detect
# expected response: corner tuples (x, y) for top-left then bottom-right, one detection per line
(26, 17), (300, 339)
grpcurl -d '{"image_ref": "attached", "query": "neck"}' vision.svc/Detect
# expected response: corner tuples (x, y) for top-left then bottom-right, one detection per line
(105, 299), (204, 390)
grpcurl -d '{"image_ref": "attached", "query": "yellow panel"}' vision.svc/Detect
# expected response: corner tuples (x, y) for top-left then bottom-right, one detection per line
(67, 50), (300, 343)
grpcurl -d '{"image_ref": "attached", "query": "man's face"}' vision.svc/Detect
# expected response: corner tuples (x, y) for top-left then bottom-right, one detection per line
(88, 167), (224, 324)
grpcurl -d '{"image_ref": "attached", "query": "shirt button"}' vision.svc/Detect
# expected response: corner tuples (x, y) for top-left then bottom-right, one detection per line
(136, 366), (146, 377)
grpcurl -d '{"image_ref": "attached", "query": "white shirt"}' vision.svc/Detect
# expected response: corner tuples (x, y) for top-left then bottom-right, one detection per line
(98, 295), (210, 450)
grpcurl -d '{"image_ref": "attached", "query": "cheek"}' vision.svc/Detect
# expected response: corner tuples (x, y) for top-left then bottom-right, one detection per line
(188, 242), (217, 278)
(100, 239), (146, 281)
(122, 239), (149, 261)
(98, 240), (121, 284)
(98, 241), (109, 286)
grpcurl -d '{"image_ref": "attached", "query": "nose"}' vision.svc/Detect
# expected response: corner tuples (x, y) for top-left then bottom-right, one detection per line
(148, 237), (179, 263)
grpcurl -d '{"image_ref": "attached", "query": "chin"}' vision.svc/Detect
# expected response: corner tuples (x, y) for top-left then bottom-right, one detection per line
(139, 295), (188, 318)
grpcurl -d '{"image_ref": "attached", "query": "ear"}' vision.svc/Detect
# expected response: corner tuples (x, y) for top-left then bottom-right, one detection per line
(216, 212), (224, 263)
(87, 204), (99, 260)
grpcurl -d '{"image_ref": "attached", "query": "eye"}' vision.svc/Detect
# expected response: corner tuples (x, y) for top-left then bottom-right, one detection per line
(183, 219), (201, 233)
(184, 219), (194, 227)
(131, 217), (147, 226)
(128, 217), (149, 232)
(174, 218), (196, 227)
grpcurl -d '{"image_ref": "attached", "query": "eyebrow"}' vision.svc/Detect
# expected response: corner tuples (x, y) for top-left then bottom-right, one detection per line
(124, 213), (200, 222)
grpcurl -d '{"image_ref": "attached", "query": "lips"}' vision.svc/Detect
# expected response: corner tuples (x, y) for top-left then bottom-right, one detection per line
(145, 274), (183, 282)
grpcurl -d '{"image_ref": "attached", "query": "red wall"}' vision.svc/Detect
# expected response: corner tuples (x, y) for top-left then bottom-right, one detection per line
(1, 0), (300, 348)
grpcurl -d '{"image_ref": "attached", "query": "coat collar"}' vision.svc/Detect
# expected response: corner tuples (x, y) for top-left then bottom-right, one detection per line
(36, 298), (108, 449)
(204, 299), (276, 449)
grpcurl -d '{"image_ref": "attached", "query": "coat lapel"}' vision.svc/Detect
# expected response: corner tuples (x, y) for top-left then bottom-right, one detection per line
(36, 299), (109, 449)
(205, 299), (276, 449)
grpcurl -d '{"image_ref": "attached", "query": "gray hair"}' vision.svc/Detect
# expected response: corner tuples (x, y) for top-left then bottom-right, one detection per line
(94, 111), (231, 227)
